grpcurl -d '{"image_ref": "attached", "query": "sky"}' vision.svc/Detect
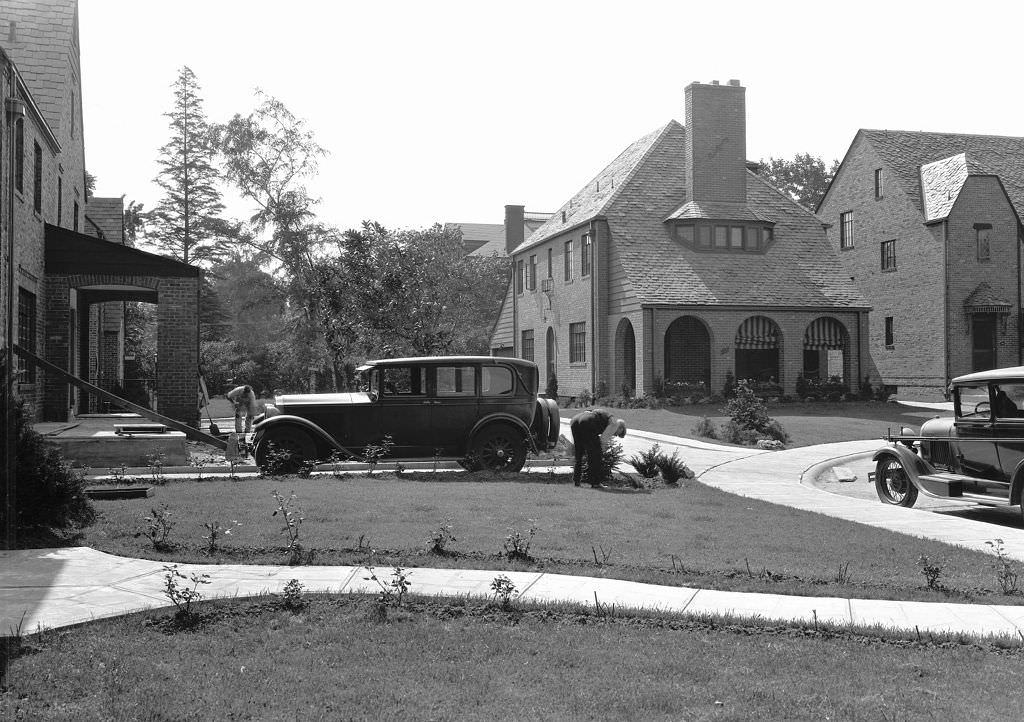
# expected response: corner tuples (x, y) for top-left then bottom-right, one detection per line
(78, 0), (1024, 234)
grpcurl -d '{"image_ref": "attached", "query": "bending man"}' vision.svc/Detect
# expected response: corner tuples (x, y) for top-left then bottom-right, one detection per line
(570, 408), (627, 488)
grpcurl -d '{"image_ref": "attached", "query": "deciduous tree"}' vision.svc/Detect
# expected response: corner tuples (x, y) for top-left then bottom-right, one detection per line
(758, 153), (840, 210)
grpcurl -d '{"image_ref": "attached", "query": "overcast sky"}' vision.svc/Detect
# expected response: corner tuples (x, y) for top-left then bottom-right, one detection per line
(79, 0), (1022, 233)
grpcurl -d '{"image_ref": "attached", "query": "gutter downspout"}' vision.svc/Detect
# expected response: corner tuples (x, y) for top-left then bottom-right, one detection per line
(5, 82), (26, 549)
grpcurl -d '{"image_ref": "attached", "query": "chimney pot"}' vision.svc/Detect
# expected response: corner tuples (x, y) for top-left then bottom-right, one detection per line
(711, 80), (719, 85)
(728, 79), (741, 86)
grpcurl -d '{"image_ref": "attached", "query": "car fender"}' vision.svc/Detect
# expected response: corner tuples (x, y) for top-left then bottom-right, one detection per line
(1010, 461), (1024, 506)
(872, 444), (935, 490)
(252, 414), (354, 459)
(469, 414), (534, 452)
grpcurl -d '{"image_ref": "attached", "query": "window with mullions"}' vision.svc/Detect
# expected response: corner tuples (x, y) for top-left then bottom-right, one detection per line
(976, 224), (992, 262)
(33, 141), (42, 214)
(516, 259), (525, 294)
(675, 222), (772, 252)
(521, 330), (534, 361)
(17, 288), (37, 383)
(581, 234), (592, 276)
(885, 316), (894, 347)
(880, 239), (896, 271)
(14, 117), (24, 193)
(840, 211), (855, 249)
(569, 322), (586, 363)
(874, 169), (883, 199)
(547, 248), (553, 278)
(528, 255), (537, 291)
(564, 240), (574, 281)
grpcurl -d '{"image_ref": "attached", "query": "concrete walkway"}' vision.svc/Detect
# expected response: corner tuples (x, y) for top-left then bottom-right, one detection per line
(6, 425), (1024, 640)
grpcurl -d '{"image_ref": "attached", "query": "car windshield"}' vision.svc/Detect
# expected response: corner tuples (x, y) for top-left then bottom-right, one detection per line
(956, 384), (990, 419)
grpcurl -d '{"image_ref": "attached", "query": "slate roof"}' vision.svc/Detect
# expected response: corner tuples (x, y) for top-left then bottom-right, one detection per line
(448, 213), (555, 257)
(0, 0), (79, 136)
(861, 129), (1024, 221)
(964, 282), (1011, 311)
(84, 197), (124, 243)
(514, 120), (868, 309)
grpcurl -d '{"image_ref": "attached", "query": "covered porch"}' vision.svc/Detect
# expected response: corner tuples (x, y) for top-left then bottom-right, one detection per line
(43, 224), (200, 425)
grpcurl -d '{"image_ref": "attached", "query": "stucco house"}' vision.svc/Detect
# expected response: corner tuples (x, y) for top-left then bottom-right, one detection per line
(491, 80), (869, 399)
(818, 130), (1024, 398)
(1, 0), (200, 424)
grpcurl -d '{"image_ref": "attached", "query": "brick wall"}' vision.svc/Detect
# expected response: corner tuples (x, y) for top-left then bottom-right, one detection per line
(819, 135), (947, 396)
(945, 176), (1021, 376)
(156, 278), (200, 425)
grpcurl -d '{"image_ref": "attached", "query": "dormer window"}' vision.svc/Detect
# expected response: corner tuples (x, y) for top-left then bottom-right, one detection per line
(672, 221), (773, 253)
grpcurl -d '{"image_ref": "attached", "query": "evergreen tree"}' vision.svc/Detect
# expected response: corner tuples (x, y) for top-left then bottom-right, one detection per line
(148, 66), (226, 265)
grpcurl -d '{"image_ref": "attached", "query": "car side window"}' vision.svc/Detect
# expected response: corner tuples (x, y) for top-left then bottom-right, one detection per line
(956, 384), (990, 419)
(382, 366), (425, 396)
(481, 366), (514, 396)
(436, 366), (476, 396)
(993, 383), (1024, 419)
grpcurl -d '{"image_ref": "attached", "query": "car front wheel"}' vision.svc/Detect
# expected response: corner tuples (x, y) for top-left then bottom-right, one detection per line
(255, 427), (316, 474)
(874, 456), (918, 507)
(471, 426), (527, 473)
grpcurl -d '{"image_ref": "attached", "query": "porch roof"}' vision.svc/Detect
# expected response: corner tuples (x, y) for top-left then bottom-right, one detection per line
(44, 224), (199, 277)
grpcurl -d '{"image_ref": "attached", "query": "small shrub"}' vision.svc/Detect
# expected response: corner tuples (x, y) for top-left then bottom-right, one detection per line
(656, 451), (693, 485)
(427, 517), (457, 555)
(146, 453), (168, 484)
(491, 574), (517, 609)
(917, 554), (944, 590)
(986, 539), (1020, 595)
(595, 380), (609, 398)
(142, 505), (175, 551)
(723, 379), (770, 433)
(795, 372), (808, 398)
(9, 395), (96, 534)
(281, 579), (306, 611)
(719, 420), (760, 446)
(723, 370), (737, 399)
(271, 490), (305, 565)
(693, 416), (717, 439)
(364, 566), (412, 617)
(162, 564), (210, 620)
(762, 419), (790, 444)
(362, 435), (394, 475)
(260, 442), (295, 478)
(652, 374), (667, 398)
(202, 519), (241, 555)
(545, 373), (559, 401)
(504, 521), (538, 561)
(628, 443), (662, 479)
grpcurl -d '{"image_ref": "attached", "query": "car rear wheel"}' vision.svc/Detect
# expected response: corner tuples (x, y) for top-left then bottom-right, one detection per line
(255, 427), (316, 474)
(472, 426), (527, 473)
(874, 456), (918, 507)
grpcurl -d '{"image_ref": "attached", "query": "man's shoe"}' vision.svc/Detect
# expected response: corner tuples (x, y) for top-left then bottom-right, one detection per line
(573, 481), (581, 487)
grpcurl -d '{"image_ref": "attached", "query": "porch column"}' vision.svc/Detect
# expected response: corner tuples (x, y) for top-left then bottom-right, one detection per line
(43, 277), (71, 421)
(156, 277), (199, 425)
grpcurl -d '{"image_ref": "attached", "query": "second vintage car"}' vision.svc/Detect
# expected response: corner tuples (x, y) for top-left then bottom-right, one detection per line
(251, 356), (560, 472)
(871, 366), (1024, 520)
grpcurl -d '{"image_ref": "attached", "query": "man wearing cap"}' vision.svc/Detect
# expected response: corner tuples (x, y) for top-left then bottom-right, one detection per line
(570, 408), (627, 488)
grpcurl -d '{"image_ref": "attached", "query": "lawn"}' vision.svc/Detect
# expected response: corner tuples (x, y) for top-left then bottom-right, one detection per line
(561, 400), (950, 447)
(79, 472), (1016, 605)
(5, 595), (1024, 721)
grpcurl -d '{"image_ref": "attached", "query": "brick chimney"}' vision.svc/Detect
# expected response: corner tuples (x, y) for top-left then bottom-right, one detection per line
(504, 204), (525, 255)
(684, 79), (746, 204)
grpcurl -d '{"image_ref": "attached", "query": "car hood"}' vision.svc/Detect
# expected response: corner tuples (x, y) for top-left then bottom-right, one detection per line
(920, 416), (955, 438)
(275, 392), (374, 409)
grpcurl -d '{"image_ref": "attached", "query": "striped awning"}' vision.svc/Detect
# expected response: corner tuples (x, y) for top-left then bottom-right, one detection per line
(735, 317), (780, 349)
(804, 317), (847, 350)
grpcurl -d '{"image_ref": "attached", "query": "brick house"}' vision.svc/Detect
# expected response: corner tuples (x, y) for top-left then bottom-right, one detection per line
(1, 0), (201, 424)
(818, 130), (1024, 398)
(491, 80), (869, 399)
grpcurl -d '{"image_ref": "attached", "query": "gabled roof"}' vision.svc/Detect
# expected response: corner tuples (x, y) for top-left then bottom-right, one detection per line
(84, 197), (125, 243)
(446, 222), (504, 255)
(861, 129), (1024, 220)
(515, 119), (868, 309)
(0, 0), (79, 135)
(512, 122), (676, 254)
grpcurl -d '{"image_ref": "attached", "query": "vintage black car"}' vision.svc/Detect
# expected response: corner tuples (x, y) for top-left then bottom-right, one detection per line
(251, 356), (560, 472)
(871, 366), (1024, 519)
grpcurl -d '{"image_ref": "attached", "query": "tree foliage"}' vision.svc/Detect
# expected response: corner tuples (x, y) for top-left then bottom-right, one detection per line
(148, 66), (226, 265)
(314, 222), (508, 358)
(758, 153), (840, 210)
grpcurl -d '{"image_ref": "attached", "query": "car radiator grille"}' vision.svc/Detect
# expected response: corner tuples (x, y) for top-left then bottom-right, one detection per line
(923, 440), (955, 470)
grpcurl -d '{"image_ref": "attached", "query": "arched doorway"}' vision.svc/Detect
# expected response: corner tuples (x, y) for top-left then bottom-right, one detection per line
(664, 316), (710, 387)
(614, 319), (636, 395)
(803, 317), (849, 380)
(545, 327), (556, 388)
(735, 316), (781, 383)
